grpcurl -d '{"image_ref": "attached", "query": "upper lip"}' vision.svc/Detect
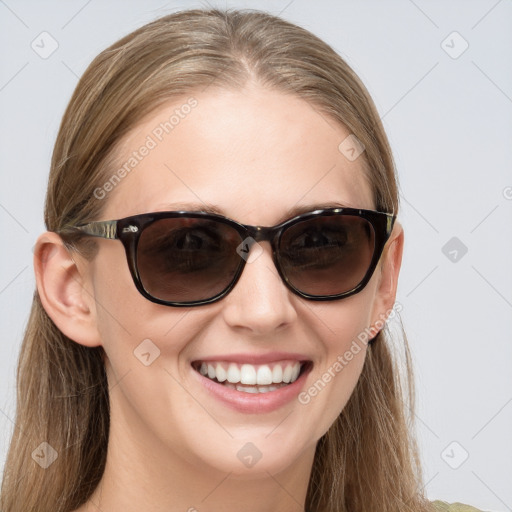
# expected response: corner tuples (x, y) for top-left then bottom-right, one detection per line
(191, 351), (312, 365)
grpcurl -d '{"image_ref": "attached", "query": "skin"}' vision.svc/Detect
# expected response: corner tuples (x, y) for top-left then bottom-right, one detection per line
(34, 84), (403, 512)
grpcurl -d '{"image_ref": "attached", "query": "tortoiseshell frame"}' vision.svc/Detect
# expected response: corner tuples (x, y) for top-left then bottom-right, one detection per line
(61, 207), (396, 307)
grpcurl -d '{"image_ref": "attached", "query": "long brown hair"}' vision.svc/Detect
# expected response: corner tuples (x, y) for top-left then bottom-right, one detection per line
(1, 9), (433, 512)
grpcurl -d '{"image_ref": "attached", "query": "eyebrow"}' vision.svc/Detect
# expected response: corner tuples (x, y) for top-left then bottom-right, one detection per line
(155, 201), (352, 224)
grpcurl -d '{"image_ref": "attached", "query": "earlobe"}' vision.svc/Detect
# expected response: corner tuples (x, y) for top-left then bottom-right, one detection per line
(369, 221), (404, 333)
(34, 231), (102, 347)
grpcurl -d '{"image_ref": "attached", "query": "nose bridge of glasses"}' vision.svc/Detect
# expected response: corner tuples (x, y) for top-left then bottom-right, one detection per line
(242, 225), (281, 258)
(234, 225), (282, 276)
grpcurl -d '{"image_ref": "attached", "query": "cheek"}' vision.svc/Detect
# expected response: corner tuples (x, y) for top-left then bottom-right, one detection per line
(298, 288), (375, 438)
(89, 245), (194, 381)
(313, 281), (376, 358)
(90, 258), (208, 461)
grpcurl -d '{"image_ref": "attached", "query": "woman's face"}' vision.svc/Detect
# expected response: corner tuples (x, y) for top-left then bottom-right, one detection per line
(81, 85), (398, 479)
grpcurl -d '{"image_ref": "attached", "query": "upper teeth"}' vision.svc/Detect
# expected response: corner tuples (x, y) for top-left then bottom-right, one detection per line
(197, 361), (302, 385)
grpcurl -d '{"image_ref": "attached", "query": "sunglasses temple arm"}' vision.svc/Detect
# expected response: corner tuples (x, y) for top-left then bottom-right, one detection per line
(64, 220), (119, 240)
(386, 214), (396, 236)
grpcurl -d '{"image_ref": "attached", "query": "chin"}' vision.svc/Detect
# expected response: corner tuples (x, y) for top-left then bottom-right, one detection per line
(188, 433), (313, 479)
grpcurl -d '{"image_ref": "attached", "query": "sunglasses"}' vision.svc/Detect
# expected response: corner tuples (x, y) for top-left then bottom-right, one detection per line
(62, 207), (396, 307)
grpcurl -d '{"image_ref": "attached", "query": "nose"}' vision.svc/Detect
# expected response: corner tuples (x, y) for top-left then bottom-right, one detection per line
(221, 241), (297, 335)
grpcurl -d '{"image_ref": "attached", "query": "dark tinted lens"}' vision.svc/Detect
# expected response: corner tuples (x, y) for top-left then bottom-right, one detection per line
(279, 214), (375, 296)
(137, 217), (242, 303)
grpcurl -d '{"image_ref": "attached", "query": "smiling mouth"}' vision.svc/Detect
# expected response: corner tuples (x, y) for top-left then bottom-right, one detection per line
(191, 360), (312, 394)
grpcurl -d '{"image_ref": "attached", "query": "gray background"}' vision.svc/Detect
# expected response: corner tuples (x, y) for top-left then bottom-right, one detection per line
(1, 1), (511, 510)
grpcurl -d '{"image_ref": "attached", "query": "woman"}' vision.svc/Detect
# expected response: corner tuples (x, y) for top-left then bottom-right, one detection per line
(0, 8), (482, 512)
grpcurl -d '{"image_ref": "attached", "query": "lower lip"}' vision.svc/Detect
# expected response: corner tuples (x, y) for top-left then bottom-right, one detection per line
(191, 364), (312, 414)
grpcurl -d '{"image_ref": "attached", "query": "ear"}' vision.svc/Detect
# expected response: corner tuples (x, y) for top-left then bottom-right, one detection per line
(368, 220), (404, 334)
(33, 231), (102, 347)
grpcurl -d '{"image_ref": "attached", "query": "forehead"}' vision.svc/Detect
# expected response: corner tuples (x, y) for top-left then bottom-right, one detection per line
(102, 85), (374, 224)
